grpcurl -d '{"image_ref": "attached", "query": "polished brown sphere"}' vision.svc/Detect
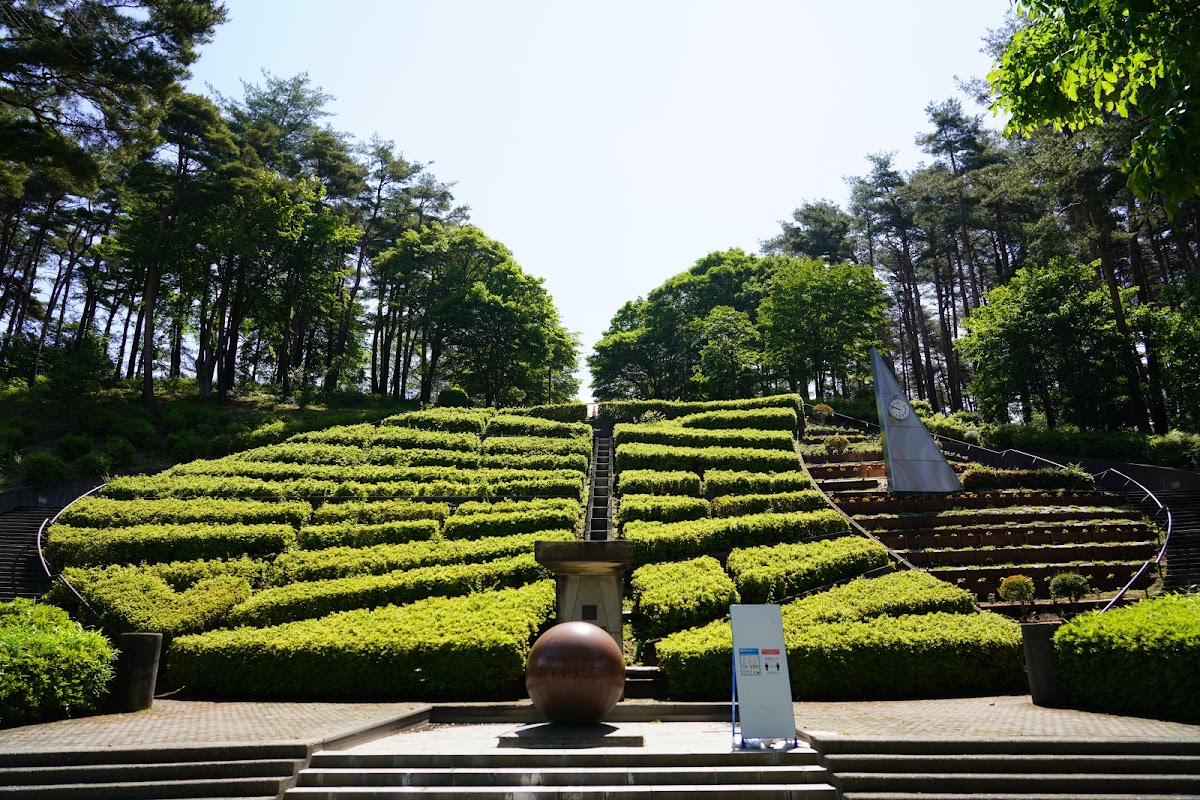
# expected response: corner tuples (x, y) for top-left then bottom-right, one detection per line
(525, 621), (625, 724)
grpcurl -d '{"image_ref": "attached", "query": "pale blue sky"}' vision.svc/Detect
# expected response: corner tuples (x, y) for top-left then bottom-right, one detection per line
(187, 0), (1013, 399)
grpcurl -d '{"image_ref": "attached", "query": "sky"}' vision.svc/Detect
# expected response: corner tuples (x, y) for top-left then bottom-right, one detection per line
(186, 0), (1014, 400)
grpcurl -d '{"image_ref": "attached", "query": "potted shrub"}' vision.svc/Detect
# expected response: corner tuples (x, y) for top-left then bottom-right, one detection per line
(1049, 572), (1091, 617)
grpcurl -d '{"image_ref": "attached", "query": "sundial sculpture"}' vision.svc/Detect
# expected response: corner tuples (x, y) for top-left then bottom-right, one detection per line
(870, 347), (961, 494)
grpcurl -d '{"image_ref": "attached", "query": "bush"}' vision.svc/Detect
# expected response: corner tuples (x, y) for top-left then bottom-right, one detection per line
(823, 435), (850, 454)
(55, 434), (94, 461)
(442, 506), (580, 540)
(289, 424), (375, 446)
(676, 407), (798, 432)
(371, 427), (481, 452)
(101, 474), (338, 501)
(168, 581), (556, 699)
(1055, 594), (1200, 721)
(782, 571), (977, 626)
(0, 599), (115, 727)
(73, 451), (112, 478)
(615, 442), (799, 474)
(57, 497), (311, 529)
(485, 414), (592, 440)
(228, 553), (549, 627)
(483, 435), (592, 459)
(959, 464), (1095, 491)
(624, 509), (848, 566)
(613, 423), (795, 452)
(21, 452), (71, 485)
(47, 523), (298, 568)
(507, 403), (588, 423)
(311, 500), (450, 525)
(481, 452), (588, 473)
(709, 490), (826, 518)
(54, 567), (250, 637)
(727, 536), (891, 602)
(109, 416), (157, 449)
(380, 408), (489, 435)
(236, 442), (368, 466)
(617, 470), (702, 497)
(599, 395), (802, 423)
(436, 386), (470, 407)
(452, 498), (579, 516)
(297, 519), (440, 550)
(631, 556), (739, 640)
(102, 436), (137, 466)
(618, 495), (710, 528)
(997, 574), (1036, 605)
(1049, 572), (1092, 604)
(810, 403), (834, 422)
(702, 470), (811, 498)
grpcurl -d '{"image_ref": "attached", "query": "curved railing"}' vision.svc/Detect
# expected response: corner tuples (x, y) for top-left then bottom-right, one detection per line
(36, 483), (120, 638)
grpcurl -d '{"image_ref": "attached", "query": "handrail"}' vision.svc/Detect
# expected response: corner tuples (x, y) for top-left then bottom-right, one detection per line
(36, 482), (121, 638)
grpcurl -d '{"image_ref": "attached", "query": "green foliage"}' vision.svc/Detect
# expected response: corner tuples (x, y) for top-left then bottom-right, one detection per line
(21, 452), (71, 485)
(485, 414), (592, 440)
(960, 465), (1095, 491)
(702, 470), (811, 498)
(228, 553), (548, 627)
(980, 425), (1200, 472)
(997, 574), (1036, 605)
(297, 519), (440, 550)
(312, 500), (450, 525)
(56, 497), (311, 529)
(617, 494), (710, 528)
(618, 470), (703, 497)
(168, 581), (557, 699)
(290, 424), (375, 446)
(47, 523), (297, 568)
(55, 567), (250, 637)
(371, 426), (482, 452)
(727, 536), (891, 603)
(1049, 572), (1091, 604)
(708, 490), (826, 518)
(624, 509), (848, 566)
(630, 557), (739, 640)
(823, 435), (849, 454)
(141, 557), (270, 590)
(482, 435), (591, 459)
(598, 395), (802, 423)
(435, 386), (470, 407)
(452, 498), (580, 516)
(270, 529), (574, 584)
(675, 407), (798, 432)
(615, 442), (799, 474)
(0, 599), (115, 727)
(507, 403), (588, 422)
(235, 442), (368, 465)
(480, 452), (589, 473)
(55, 434), (94, 461)
(613, 423), (795, 452)
(441, 506), (580, 540)
(101, 474), (339, 500)
(1055, 594), (1200, 721)
(380, 408), (490, 435)
(782, 571), (978, 626)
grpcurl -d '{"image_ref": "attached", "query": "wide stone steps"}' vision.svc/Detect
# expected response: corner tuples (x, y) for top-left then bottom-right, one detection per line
(0, 506), (57, 600)
(1156, 488), (1200, 590)
(288, 750), (836, 799)
(587, 435), (614, 542)
(0, 745), (307, 800)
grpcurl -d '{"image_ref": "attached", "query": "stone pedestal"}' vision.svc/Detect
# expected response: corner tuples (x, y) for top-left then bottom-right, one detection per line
(534, 540), (632, 647)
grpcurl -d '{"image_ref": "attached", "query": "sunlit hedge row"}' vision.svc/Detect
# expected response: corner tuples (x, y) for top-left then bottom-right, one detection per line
(676, 407), (798, 432)
(630, 556), (739, 641)
(624, 509), (848, 565)
(47, 522), (297, 568)
(58, 498), (312, 529)
(709, 490), (825, 518)
(726, 536), (891, 603)
(613, 423), (795, 452)
(169, 581), (557, 699)
(598, 394), (802, 423)
(615, 443), (799, 474)
(617, 494), (710, 527)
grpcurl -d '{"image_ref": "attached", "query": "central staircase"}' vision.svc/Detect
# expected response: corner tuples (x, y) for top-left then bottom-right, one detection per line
(0, 505), (58, 601)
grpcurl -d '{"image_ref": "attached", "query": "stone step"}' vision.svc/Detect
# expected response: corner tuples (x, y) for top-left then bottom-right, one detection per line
(0, 759), (303, 785)
(297, 765), (829, 788)
(842, 794), (1200, 800)
(834, 771), (1198, 795)
(286, 786), (836, 799)
(823, 753), (1200, 774)
(0, 776), (291, 799)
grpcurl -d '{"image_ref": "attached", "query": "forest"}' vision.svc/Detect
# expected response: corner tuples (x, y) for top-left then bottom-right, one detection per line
(3, 1), (1200, 441)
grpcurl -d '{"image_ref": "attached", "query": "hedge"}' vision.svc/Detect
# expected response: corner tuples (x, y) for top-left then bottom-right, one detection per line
(57, 497), (311, 529)
(623, 509), (849, 565)
(101, 475), (340, 500)
(981, 424), (1200, 472)
(228, 553), (549, 627)
(505, 402), (588, 422)
(168, 580), (557, 699)
(234, 442), (368, 465)
(54, 566), (251, 637)
(960, 465), (1096, 492)
(702, 470), (811, 497)
(613, 423), (795, 452)
(630, 556), (739, 640)
(782, 571), (977, 626)
(483, 435), (592, 459)
(726, 536), (891, 603)
(441, 506), (580, 540)
(288, 423), (375, 446)
(366, 448), (481, 469)
(615, 443), (799, 474)
(599, 394), (802, 423)
(170, 459), (348, 482)
(297, 519), (441, 550)
(480, 452), (590, 473)
(1055, 593), (1200, 721)
(312, 500), (450, 525)
(452, 498), (580, 516)
(339, 465), (462, 484)
(0, 599), (115, 727)
(330, 479), (473, 499)
(617, 494), (710, 528)
(709, 490), (826, 518)
(370, 427), (482, 452)
(485, 414), (592, 440)
(656, 610), (1023, 700)
(617, 470), (702, 497)
(142, 557), (270, 591)
(47, 523), (297, 568)
(270, 529), (575, 583)
(675, 407), (798, 432)
(379, 408), (490, 435)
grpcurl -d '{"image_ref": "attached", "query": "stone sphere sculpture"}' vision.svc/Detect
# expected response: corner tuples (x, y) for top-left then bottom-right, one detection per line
(525, 621), (625, 724)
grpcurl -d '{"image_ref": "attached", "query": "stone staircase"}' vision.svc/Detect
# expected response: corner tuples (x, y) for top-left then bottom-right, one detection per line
(286, 748), (837, 799)
(587, 433), (614, 541)
(0, 743), (307, 800)
(1158, 488), (1200, 591)
(0, 505), (58, 601)
(813, 736), (1200, 800)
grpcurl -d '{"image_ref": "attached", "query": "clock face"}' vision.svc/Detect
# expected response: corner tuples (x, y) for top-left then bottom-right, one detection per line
(888, 398), (911, 421)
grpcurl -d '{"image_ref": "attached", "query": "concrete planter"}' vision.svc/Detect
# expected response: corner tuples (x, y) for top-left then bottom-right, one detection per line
(109, 632), (163, 713)
(1021, 621), (1064, 707)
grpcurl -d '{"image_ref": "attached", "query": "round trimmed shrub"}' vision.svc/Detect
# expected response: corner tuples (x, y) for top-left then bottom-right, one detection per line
(998, 574), (1035, 605)
(103, 436), (137, 466)
(436, 387), (469, 407)
(21, 452), (71, 485)
(74, 451), (112, 478)
(1049, 572), (1091, 604)
(55, 434), (94, 461)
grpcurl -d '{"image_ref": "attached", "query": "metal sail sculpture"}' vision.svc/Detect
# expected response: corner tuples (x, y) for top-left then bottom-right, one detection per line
(871, 348), (961, 494)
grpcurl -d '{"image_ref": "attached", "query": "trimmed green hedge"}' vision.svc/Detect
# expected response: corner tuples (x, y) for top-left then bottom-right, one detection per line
(599, 394), (802, 423)
(483, 435), (592, 459)
(709, 490), (826, 518)
(618, 494), (710, 528)
(380, 408), (490, 435)
(54, 566), (251, 636)
(100, 475), (339, 500)
(297, 519), (440, 550)
(630, 556), (738, 640)
(506, 402), (588, 422)
(365, 448), (481, 468)
(228, 553), (549, 627)
(624, 510), (848, 565)
(312, 500), (450, 525)
(289, 423), (375, 446)
(57, 498), (311, 529)
(702, 470), (811, 497)
(656, 610), (1022, 700)
(783, 571), (977, 626)
(960, 465), (1095, 491)
(726, 536), (891, 603)
(618, 470), (702, 497)
(170, 459), (347, 482)
(485, 414), (592, 440)
(234, 442), (368, 465)
(675, 407), (798, 432)
(270, 529), (575, 583)
(613, 423), (795, 452)
(616, 443), (799, 474)
(371, 427), (482, 452)
(142, 557), (270, 591)
(452, 498), (580, 516)
(168, 580), (556, 699)
(0, 599), (115, 727)
(480, 452), (590, 473)
(442, 506), (580, 540)
(1055, 593), (1200, 721)
(47, 523), (297, 568)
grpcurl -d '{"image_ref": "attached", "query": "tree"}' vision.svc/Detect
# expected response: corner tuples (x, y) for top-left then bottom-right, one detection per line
(689, 306), (759, 400)
(762, 199), (857, 263)
(990, 0), (1200, 204)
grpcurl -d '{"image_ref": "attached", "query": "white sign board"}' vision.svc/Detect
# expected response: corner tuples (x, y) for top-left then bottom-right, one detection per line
(730, 604), (795, 740)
